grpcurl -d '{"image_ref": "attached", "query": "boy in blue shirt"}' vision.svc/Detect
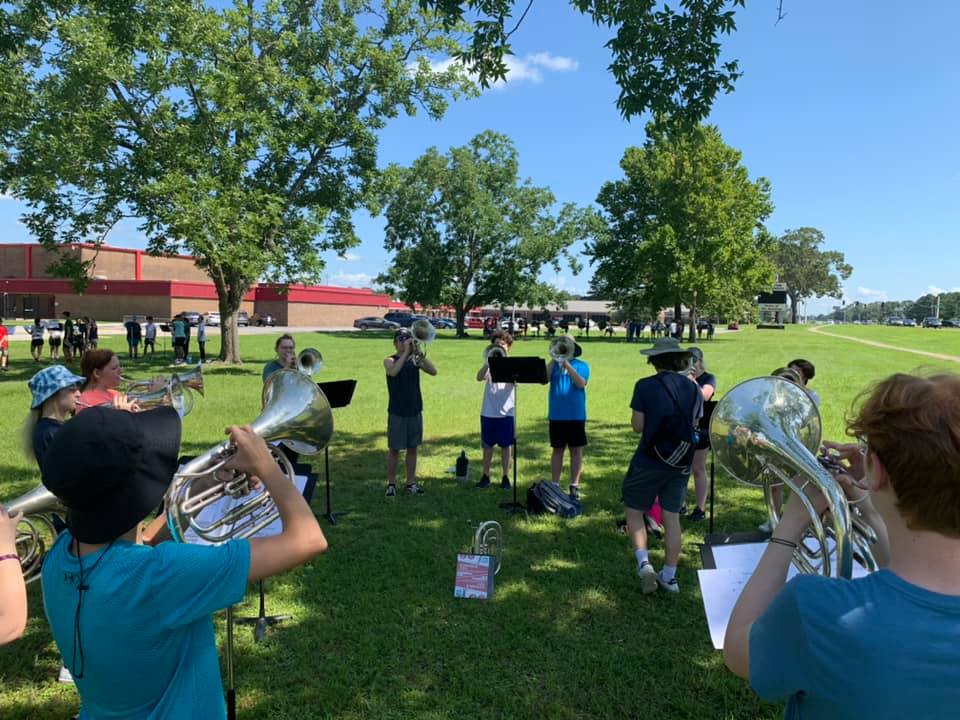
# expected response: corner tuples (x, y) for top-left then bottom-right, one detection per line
(546, 339), (590, 500)
(724, 372), (960, 719)
(40, 406), (328, 720)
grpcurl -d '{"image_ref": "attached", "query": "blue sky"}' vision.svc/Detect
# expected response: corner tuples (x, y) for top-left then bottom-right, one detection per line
(2, 1), (958, 315)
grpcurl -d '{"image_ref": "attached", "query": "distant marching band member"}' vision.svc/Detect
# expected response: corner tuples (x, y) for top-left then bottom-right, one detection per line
(384, 329), (437, 496)
(685, 347), (716, 521)
(77, 350), (137, 412)
(547, 340), (590, 501)
(475, 330), (515, 490)
(262, 334), (296, 382)
(30, 318), (45, 362)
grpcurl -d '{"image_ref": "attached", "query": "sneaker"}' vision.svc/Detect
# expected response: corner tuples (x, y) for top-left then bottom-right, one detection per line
(657, 571), (680, 593)
(58, 665), (74, 683)
(637, 561), (658, 594)
(385, 484), (397, 497)
(643, 513), (663, 540)
(687, 508), (706, 522)
(678, 504), (688, 517)
(569, 485), (580, 501)
(758, 520), (772, 533)
(475, 475), (491, 489)
(500, 475), (511, 490)
(405, 482), (425, 495)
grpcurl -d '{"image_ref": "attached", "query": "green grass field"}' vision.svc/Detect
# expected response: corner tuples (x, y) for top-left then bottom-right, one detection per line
(0, 325), (955, 719)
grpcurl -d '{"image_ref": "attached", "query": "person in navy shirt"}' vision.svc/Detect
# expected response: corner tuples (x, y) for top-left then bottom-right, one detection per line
(546, 339), (590, 501)
(40, 407), (327, 720)
(685, 347), (716, 521)
(725, 372), (960, 720)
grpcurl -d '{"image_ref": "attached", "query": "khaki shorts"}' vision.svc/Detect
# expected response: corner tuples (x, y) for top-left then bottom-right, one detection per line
(387, 413), (423, 450)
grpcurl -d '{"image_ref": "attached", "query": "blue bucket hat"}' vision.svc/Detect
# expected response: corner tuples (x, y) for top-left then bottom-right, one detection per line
(28, 365), (86, 409)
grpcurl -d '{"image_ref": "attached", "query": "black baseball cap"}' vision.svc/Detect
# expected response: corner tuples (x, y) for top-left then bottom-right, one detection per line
(41, 406), (182, 543)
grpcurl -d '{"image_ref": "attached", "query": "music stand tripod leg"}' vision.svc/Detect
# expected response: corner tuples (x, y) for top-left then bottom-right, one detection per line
(498, 375), (527, 516)
(322, 445), (349, 524)
(234, 581), (292, 643)
(709, 453), (715, 535)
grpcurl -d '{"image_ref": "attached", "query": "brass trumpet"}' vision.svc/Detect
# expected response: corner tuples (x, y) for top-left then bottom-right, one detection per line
(297, 348), (323, 376)
(166, 369), (334, 544)
(548, 335), (577, 362)
(3, 485), (64, 584)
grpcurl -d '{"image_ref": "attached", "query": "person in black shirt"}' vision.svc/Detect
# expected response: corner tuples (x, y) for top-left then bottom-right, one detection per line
(685, 347), (717, 521)
(383, 330), (437, 496)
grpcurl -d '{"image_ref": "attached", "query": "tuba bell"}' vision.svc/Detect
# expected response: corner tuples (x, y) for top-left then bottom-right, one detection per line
(709, 376), (877, 578)
(410, 319), (436, 366)
(3, 485), (64, 584)
(297, 348), (323, 377)
(129, 380), (195, 417)
(548, 335), (577, 362)
(166, 369), (333, 544)
(471, 520), (503, 575)
(483, 344), (506, 363)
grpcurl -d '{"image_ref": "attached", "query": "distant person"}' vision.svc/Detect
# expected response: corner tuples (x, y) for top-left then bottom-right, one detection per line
(78, 350), (137, 412)
(707, 320), (715, 341)
(684, 347), (716, 522)
(547, 339), (590, 501)
(0, 318), (8, 371)
(124, 317), (142, 359)
(87, 318), (99, 350)
(48, 321), (62, 361)
(475, 330), (515, 490)
(384, 329), (438, 496)
(144, 317), (157, 356)
(262, 334), (296, 382)
(62, 312), (75, 365)
(71, 316), (88, 359)
(29, 318), (45, 362)
(171, 315), (187, 364)
(196, 315), (207, 363)
(184, 317), (192, 360)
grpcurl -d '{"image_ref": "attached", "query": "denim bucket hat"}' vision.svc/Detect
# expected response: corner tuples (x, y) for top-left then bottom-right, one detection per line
(28, 365), (86, 409)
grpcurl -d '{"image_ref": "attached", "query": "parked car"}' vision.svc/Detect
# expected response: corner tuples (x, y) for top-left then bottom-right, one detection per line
(466, 316), (484, 329)
(727, 322), (740, 330)
(205, 312), (220, 327)
(354, 316), (401, 330)
(941, 318), (960, 328)
(429, 317), (457, 329)
(179, 310), (203, 326)
(902, 318), (917, 327)
(237, 311), (251, 327)
(886, 317), (904, 326)
(500, 317), (527, 331)
(923, 317), (942, 328)
(383, 311), (416, 327)
(254, 313), (276, 327)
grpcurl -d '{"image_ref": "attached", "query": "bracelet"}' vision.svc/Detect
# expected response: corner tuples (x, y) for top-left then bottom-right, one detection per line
(0, 553), (19, 563)
(768, 537), (799, 550)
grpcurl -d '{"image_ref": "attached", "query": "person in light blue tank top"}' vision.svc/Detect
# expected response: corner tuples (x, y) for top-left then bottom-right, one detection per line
(724, 372), (960, 720)
(39, 405), (328, 720)
(546, 339), (590, 500)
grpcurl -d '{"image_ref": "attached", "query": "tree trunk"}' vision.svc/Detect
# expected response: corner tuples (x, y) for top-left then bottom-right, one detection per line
(789, 292), (799, 324)
(455, 305), (467, 338)
(211, 267), (249, 363)
(688, 305), (698, 342)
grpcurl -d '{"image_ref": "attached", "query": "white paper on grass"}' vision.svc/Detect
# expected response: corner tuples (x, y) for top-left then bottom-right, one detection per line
(701, 542), (870, 650)
(182, 473), (308, 545)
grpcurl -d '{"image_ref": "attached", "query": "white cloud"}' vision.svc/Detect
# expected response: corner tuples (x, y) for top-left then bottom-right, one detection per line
(421, 51), (578, 89)
(928, 285), (946, 296)
(856, 286), (887, 300)
(0, 190), (16, 201)
(342, 252), (361, 262)
(331, 271), (374, 288)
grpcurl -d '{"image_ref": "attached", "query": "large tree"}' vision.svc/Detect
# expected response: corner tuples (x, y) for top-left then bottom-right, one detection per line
(588, 122), (775, 340)
(773, 228), (852, 323)
(1, 0), (472, 361)
(424, 0), (746, 124)
(377, 130), (591, 334)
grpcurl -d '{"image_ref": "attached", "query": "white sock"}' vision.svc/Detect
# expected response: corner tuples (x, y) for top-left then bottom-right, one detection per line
(661, 564), (677, 581)
(634, 549), (649, 568)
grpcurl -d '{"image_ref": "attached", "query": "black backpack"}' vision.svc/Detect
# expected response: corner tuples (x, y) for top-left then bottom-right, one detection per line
(526, 481), (582, 518)
(646, 374), (700, 471)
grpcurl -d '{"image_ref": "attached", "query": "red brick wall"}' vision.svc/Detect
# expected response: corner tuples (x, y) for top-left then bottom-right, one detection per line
(141, 254), (210, 283)
(81, 247), (136, 280)
(287, 302), (391, 327)
(0, 246), (27, 278)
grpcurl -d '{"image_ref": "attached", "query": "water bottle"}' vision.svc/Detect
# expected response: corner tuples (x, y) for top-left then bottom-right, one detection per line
(455, 450), (469, 483)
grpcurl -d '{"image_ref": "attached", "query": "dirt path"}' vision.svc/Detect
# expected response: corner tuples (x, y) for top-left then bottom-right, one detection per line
(808, 325), (960, 363)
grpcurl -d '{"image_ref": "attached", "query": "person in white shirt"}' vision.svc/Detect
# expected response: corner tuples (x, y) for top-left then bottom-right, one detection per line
(475, 330), (516, 489)
(144, 316), (157, 356)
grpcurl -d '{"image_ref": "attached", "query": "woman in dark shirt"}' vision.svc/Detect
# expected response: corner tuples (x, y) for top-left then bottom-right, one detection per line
(685, 347), (716, 521)
(23, 365), (85, 466)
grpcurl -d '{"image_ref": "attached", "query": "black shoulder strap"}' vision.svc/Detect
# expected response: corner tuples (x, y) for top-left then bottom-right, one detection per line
(655, 373), (699, 421)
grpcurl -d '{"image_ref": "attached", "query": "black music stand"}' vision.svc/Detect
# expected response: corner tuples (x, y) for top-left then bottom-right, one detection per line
(698, 400), (718, 534)
(488, 356), (548, 515)
(316, 379), (358, 524)
(235, 462), (318, 643)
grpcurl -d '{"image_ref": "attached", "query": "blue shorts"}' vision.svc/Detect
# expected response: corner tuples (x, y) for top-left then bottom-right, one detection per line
(481, 416), (515, 448)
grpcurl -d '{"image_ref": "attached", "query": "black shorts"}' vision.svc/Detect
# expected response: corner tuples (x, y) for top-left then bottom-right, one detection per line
(31, 339), (43, 349)
(549, 420), (587, 448)
(50, 337), (61, 348)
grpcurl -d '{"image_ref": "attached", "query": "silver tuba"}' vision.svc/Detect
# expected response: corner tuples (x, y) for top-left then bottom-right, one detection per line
(472, 520), (503, 575)
(548, 335), (577, 362)
(709, 376), (877, 577)
(410, 319), (436, 366)
(297, 348), (323, 377)
(165, 369), (333, 544)
(3, 485), (64, 584)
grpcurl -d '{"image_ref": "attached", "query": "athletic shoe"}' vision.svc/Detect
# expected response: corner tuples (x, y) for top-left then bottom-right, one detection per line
(385, 484), (397, 497)
(569, 485), (580, 501)
(678, 504), (688, 517)
(657, 571), (680, 593)
(405, 482), (425, 495)
(500, 475), (511, 489)
(687, 508), (706, 522)
(58, 665), (74, 683)
(644, 513), (663, 540)
(758, 520), (772, 533)
(475, 475), (491, 489)
(637, 561), (658, 594)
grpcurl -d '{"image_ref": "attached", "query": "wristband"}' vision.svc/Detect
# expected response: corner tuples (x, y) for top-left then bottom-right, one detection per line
(768, 537), (798, 550)
(0, 553), (19, 563)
